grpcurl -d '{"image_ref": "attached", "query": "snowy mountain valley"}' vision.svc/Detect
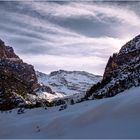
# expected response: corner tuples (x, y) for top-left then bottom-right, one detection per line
(0, 33), (140, 138)
(1, 0), (140, 138)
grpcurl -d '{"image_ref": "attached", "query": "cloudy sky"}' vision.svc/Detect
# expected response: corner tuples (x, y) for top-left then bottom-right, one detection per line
(0, 1), (140, 75)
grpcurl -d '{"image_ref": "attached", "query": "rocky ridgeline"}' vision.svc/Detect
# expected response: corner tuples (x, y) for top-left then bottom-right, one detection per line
(0, 39), (53, 110)
(85, 35), (140, 99)
(36, 70), (101, 95)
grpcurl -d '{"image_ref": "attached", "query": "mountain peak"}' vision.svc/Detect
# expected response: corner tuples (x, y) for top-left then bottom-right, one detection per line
(85, 34), (140, 100)
(0, 39), (20, 60)
(0, 39), (39, 110)
(36, 70), (102, 102)
(119, 34), (140, 54)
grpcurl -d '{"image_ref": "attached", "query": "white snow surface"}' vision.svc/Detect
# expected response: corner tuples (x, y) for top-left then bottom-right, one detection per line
(0, 86), (140, 138)
(35, 91), (65, 102)
(36, 70), (102, 97)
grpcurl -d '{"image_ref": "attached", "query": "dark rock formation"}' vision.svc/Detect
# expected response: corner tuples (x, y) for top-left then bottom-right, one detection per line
(0, 39), (53, 110)
(0, 39), (20, 59)
(85, 34), (140, 99)
(0, 39), (40, 110)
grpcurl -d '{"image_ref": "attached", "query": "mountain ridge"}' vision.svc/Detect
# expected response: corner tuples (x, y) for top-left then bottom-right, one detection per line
(85, 34), (140, 99)
(36, 70), (102, 102)
(0, 39), (54, 110)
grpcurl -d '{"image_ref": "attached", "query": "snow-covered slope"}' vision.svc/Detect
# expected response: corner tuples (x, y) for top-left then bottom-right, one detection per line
(0, 86), (140, 138)
(36, 70), (102, 99)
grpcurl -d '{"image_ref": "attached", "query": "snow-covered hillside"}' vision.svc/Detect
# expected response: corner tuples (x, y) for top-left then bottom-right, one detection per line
(36, 70), (102, 100)
(0, 86), (140, 139)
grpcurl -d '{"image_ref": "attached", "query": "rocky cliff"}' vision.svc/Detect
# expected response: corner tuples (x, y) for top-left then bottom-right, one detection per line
(0, 39), (19, 59)
(85, 35), (140, 99)
(0, 39), (53, 110)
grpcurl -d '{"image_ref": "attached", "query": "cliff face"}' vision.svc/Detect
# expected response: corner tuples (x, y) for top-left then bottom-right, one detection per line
(85, 35), (140, 99)
(0, 39), (40, 110)
(103, 35), (140, 81)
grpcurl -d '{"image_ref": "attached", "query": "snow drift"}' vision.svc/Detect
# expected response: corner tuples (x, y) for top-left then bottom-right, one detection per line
(0, 86), (140, 139)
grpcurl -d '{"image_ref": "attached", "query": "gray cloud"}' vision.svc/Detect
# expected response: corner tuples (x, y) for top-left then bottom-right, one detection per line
(47, 16), (121, 38)
(0, 1), (140, 75)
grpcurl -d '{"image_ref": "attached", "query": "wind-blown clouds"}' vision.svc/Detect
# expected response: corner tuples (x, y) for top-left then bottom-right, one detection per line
(26, 1), (140, 26)
(0, 1), (140, 75)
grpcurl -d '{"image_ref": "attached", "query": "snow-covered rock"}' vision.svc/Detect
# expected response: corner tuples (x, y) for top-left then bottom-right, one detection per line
(36, 70), (102, 101)
(86, 34), (140, 99)
(119, 34), (140, 54)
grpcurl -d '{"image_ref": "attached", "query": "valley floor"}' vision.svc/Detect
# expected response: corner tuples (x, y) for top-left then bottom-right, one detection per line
(0, 86), (140, 138)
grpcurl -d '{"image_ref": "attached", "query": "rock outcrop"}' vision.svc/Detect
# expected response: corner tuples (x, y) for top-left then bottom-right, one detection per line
(0, 39), (53, 110)
(85, 34), (140, 99)
(0, 39), (19, 59)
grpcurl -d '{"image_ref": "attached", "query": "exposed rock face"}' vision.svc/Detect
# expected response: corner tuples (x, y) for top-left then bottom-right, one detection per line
(0, 39), (44, 110)
(103, 35), (140, 81)
(0, 39), (19, 59)
(85, 35), (140, 99)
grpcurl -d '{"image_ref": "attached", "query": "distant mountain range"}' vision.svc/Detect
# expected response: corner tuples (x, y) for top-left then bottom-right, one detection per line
(36, 70), (102, 102)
